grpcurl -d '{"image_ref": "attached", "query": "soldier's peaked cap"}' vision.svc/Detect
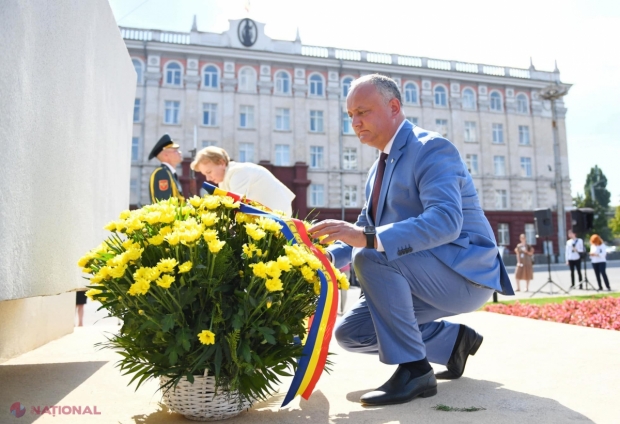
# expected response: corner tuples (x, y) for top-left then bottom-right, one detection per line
(148, 134), (179, 160)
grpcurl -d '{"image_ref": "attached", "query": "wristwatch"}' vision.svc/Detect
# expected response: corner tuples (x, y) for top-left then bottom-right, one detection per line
(363, 226), (376, 249)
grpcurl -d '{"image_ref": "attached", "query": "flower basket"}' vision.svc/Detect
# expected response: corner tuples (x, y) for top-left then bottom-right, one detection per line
(78, 192), (348, 408)
(160, 372), (251, 421)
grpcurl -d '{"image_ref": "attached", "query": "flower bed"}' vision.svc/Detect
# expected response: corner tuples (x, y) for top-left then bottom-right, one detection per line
(483, 297), (620, 331)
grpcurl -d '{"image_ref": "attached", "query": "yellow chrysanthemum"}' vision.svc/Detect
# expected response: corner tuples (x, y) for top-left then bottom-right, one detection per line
(276, 256), (292, 272)
(306, 255), (322, 270)
(265, 261), (281, 279)
(245, 223), (266, 241)
(178, 261), (193, 273)
(128, 279), (150, 296)
(202, 229), (217, 242)
(284, 245), (306, 266)
(157, 258), (178, 274)
(202, 196), (220, 210)
(98, 266), (112, 280)
(235, 212), (254, 223)
(125, 247), (143, 261)
(188, 195), (202, 208)
(103, 221), (120, 232)
(119, 210), (131, 219)
(250, 262), (268, 279)
(200, 212), (219, 227)
(313, 281), (321, 295)
(242, 243), (254, 258)
(198, 330), (216, 345)
(159, 226), (172, 236)
(180, 229), (202, 245)
(90, 273), (103, 284)
(165, 232), (181, 246)
(301, 265), (316, 283)
(220, 196), (239, 209)
(208, 239), (226, 253)
(85, 288), (102, 301)
(109, 265), (128, 279)
(256, 217), (282, 232)
(156, 274), (175, 289)
(143, 211), (162, 225)
(147, 234), (164, 245)
(265, 278), (283, 292)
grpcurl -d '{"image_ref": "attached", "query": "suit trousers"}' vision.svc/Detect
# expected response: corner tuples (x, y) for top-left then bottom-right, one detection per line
(334, 247), (493, 365)
(568, 259), (582, 285)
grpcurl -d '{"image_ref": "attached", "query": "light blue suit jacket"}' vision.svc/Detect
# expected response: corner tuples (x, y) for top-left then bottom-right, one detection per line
(329, 120), (514, 295)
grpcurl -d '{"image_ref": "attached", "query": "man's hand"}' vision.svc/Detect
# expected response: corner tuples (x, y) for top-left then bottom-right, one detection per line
(308, 219), (369, 248)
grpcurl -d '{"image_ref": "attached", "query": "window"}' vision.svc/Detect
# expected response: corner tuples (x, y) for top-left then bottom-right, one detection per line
(131, 137), (139, 161)
(344, 185), (358, 207)
(238, 143), (254, 163)
(462, 88), (476, 109)
(490, 91), (502, 111)
(309, 184), (325, 207)
(310, 146), (324, 169)
(202, 140), (217, 148)
(404, 83), (418, 104)
(519, 125), (530, 145)
(464, 121), (477, 142)
(132, 58), (143, 85)
(202, 103), (217, 126)
(516, 94), (529, 114)
(492, 123), (504, 143)
(343, 147), (358, 170)
(525, 223), (536, 245)
(309, 74), (324, 96)
(497, 223), (510, 245)
(275, 144), (290, 166)
(275, 71), (290, 94)
(495, 191), (508, 210)
(520, 157), (532, 177)
(465, 153), (479, 175)
(406, 117), (418, 125)
(342, 77), (353, 97)
(165, 62), (182, 86)
(164, 100), (180, 124)
(130, 178), (138, 199)
(310, 110), (324, 132)
(494, 155), (506, 176)
(434, 86), (447, 107)
(133, 98), (141, 122)
(238, 67), (256, 91)
(523, 191), (533, 210)
(203, 65), (219, 88)
(342, 111), (354, 134)
(435, 119), (448, 137)
(275, 108), (290, 131)
(239, 105), (255, 128)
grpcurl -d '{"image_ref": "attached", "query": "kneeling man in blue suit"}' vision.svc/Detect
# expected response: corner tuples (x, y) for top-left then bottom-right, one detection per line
(310, 74), (514, 406)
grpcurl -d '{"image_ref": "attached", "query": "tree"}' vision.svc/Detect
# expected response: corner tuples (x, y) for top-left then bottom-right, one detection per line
(575, 166), (612, 241)
(610, 206), (620, 238)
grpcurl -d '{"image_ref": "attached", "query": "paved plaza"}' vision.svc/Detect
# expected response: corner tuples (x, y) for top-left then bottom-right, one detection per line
(1, 261), (618, 423)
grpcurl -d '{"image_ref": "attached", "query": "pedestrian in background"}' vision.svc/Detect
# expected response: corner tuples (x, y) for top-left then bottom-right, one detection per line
(514, 234), (534, 292)
(565, 229), (585, 289)
(589, 234), (611, 291)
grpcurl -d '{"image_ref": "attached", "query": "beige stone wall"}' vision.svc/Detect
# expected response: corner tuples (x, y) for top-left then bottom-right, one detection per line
(0, 0), (135, 360)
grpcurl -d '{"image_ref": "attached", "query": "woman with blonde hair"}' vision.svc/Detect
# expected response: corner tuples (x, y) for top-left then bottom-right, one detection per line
(589, 234), (611, 291)
(190, 146), (295, 216)
(514, 233), (535, 292)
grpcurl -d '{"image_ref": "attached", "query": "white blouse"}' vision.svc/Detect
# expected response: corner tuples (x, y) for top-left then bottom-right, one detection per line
(589, 244), (607, 264)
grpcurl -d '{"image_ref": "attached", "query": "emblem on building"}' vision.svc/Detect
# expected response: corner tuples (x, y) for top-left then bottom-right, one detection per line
(238, 19), (258, 47)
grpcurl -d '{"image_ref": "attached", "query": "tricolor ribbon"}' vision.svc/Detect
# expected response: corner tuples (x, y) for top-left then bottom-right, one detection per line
(201, 182), (339, 407)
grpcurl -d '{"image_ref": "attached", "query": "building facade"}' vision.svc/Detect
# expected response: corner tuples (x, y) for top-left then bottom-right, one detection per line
(122, 18), (572, 255)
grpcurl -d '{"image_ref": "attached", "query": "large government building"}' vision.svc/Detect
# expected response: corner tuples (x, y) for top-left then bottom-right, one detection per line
(121, 17), (572, 255)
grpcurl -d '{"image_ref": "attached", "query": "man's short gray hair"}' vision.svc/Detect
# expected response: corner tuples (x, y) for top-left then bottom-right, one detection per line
(349, 74), (402, 105)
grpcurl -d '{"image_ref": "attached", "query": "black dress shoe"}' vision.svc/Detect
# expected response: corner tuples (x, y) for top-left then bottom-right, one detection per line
(360, 367), (437, 406)
(435, 325), (483, 380)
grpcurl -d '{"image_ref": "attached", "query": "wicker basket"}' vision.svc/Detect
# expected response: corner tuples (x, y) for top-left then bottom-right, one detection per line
(160, 373), (252, 421)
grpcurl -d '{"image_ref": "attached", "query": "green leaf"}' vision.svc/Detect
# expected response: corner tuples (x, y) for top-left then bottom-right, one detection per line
(161, 314), (175, 332)
(169, 349), (178, 366)
(232, 314), (243, 330)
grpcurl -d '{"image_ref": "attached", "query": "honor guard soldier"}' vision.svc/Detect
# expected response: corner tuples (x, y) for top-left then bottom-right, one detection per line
(148, 134), (184, 203)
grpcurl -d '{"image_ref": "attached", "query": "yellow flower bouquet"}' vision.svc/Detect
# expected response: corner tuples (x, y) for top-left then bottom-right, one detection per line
(78, 194), (349, 407)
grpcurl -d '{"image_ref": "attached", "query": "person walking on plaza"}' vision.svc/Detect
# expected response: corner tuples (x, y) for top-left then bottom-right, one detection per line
(309, 74), (513, 406)
(148, 134), (184, 203)
(565, 229), (585, 289)
(589, 234), (611, 291)
(514, 234), (534, 292)
(190, 146), (295, 216)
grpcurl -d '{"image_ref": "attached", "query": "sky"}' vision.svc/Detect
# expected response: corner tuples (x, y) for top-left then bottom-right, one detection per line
(108, 0), (620, 206)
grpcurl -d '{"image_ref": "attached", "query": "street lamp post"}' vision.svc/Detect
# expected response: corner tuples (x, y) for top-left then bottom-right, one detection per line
(539, 82), (569, 263)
